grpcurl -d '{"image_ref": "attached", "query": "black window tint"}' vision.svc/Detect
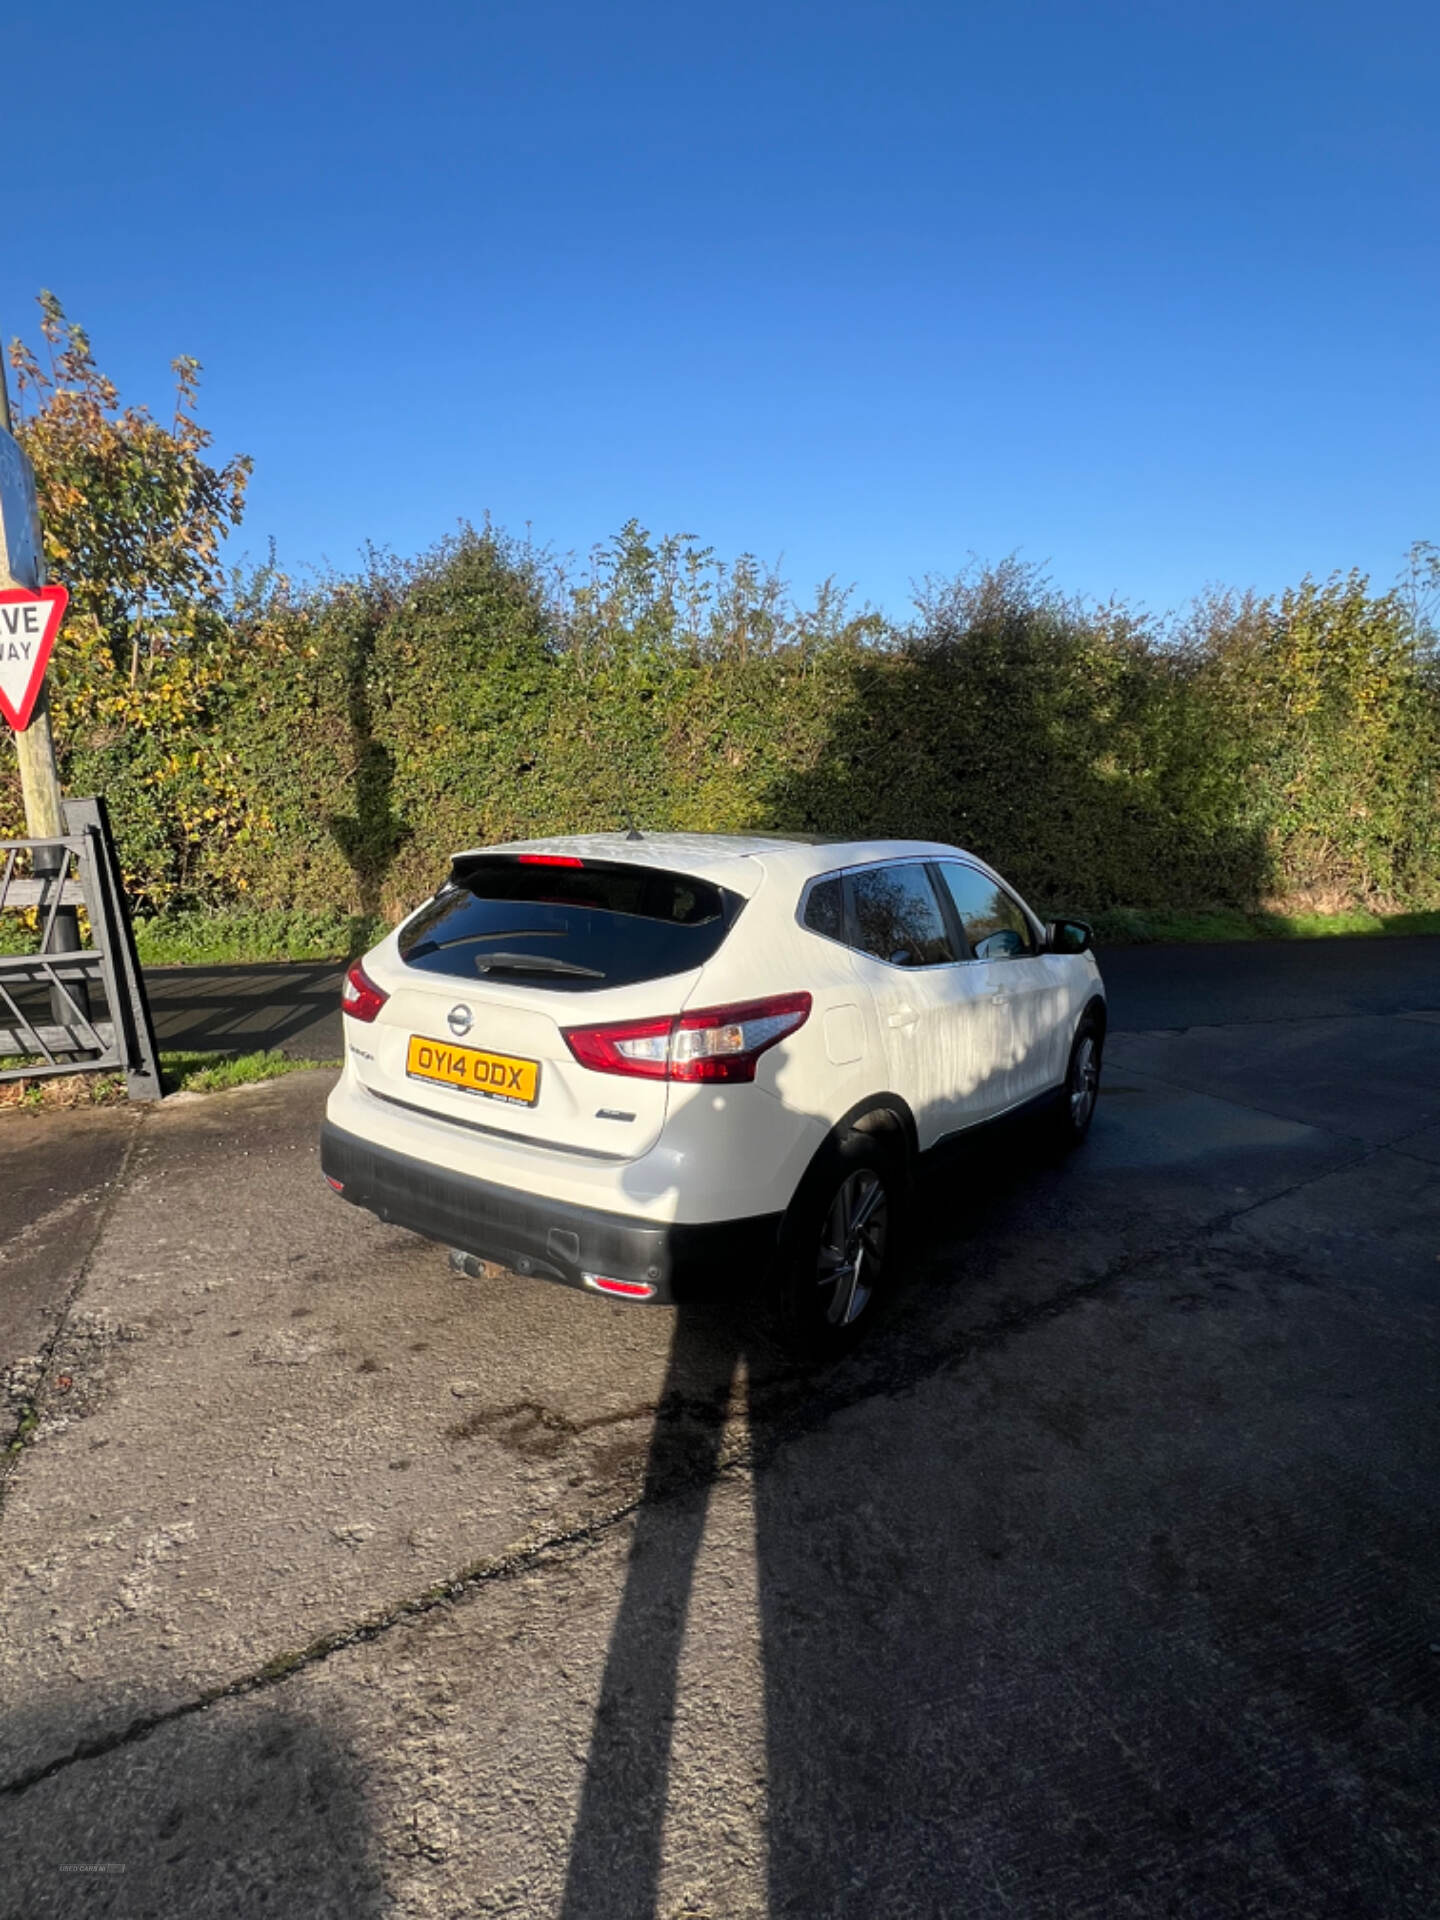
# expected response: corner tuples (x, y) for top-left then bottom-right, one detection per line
(399, 858), (741, 992)
(803, 875), (846, 943)
(848, 864), (956, 967)
(938, 862), (1036, 960)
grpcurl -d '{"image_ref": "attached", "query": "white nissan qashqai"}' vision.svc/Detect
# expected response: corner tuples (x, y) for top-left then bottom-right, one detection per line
(321, 834), (1104, 1351)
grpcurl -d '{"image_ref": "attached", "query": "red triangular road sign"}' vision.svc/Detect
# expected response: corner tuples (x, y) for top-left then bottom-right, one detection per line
(0, 584), (67, 731)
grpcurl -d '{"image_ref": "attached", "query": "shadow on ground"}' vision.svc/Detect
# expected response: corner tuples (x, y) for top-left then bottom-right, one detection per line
(560, 1102), (1440, 1919)
(0, 1702), (385, 1918)
(142, 962), (345, 1057)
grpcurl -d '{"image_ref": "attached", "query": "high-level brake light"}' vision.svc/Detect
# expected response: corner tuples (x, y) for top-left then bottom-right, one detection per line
(341, 958), (388, 1023)
(563, 992), (811, 1084)
(516, 853), (584, 867)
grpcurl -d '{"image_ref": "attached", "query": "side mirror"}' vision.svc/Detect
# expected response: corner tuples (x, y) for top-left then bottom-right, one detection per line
(1045, 918), (1093, 955)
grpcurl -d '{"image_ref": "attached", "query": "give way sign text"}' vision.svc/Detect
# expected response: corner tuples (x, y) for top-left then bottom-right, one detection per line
(0, 584), (67, 730)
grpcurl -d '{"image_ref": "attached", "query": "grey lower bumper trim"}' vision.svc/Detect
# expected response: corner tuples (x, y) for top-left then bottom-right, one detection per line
(319, 1121), (782, 1305)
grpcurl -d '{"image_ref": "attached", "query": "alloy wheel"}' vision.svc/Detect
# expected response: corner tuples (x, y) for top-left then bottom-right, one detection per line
(1069, 1033), (1099, 1131)
(816, 1167), (888, 1328)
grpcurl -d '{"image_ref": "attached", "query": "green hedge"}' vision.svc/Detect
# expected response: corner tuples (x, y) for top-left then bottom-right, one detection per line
(5, 529), (1439, 927)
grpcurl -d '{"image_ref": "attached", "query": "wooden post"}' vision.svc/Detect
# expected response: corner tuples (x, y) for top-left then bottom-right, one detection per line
(0, 357), (64, 836)
(12, 685), (64, 838)
(0, 344), (85, 1014)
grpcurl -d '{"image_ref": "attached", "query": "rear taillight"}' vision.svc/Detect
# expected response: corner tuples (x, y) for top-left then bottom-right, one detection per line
(563, 992), (811, 1084)
(564, 1013), (675, 1079)
(341, 958), (388, 1024)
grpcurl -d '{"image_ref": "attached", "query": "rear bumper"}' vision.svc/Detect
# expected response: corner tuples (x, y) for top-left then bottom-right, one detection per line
(320, 1121), (782, 1305)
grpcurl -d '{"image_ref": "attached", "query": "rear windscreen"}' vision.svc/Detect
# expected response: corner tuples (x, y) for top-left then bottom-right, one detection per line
(398, 858), (744, 993)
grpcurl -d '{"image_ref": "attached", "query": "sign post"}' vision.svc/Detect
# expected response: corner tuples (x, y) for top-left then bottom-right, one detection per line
(0, 381), (64, 830)
(0, 354), (86, 1018)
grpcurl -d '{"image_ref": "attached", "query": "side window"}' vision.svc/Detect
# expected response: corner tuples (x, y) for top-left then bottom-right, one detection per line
(938, 863), (1036, 961)
(848, 864), (956, 967)
(802, 875), (846, 944)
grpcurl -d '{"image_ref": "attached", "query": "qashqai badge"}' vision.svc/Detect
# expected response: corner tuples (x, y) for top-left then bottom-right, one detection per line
(447, 1004), (473, 1038)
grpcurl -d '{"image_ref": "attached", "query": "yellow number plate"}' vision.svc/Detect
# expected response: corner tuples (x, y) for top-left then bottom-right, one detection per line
(406, 1035), (540, 1106)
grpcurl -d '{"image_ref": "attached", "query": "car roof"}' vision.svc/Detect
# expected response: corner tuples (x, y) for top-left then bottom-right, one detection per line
(465, 831), (982, 893)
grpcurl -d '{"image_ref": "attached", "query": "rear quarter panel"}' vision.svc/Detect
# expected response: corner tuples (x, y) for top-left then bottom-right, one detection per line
(685, 867), (892, 1140)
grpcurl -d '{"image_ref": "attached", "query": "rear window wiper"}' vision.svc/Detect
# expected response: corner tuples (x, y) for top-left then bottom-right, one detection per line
(472, 952), (606, 980)
(407, 929), (564, 960)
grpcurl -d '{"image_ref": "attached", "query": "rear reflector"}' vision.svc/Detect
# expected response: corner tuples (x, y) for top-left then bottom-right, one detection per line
(582, 1272), (657, 1300)
(324, 1174), (344, 1193)
(517, 853), (583, 867)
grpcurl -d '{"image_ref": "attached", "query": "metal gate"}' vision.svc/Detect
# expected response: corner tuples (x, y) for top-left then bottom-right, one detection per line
(0, 793), (162, 1100)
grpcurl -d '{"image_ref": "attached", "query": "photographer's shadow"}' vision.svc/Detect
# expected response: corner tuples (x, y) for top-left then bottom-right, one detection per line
(557, 1118), (1097, 1920)
(559, 1288), (913, 1920)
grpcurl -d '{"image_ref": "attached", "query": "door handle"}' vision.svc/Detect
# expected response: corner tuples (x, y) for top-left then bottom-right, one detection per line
(887, 1006), (918, 1029)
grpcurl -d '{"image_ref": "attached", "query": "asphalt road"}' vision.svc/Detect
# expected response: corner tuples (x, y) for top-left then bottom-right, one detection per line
(141, 932), (1440, 1059)
(0, 938), (1436, 1917)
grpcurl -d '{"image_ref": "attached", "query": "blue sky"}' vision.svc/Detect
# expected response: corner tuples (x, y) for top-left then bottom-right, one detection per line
(6, 0), (1436, 619)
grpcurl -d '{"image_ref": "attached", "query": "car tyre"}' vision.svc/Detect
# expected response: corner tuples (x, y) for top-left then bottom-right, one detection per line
(1049, 1017), (1103, 1152)
(775, 1130), (904, 1360)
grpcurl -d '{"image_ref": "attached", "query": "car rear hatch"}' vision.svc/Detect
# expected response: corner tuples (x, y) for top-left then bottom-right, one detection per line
(354, 852), (747, 1159)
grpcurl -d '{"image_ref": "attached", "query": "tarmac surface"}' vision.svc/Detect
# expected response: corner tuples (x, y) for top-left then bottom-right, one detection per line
(0, 941), (1437, 1917)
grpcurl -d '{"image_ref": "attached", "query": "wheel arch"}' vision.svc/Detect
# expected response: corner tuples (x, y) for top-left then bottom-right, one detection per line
(838, 1092), (918, 1164)
(783, 1093), (917, 1227)
(1079, 993), (1107, 1040)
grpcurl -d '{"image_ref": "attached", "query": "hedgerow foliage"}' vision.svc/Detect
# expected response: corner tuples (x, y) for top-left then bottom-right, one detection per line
(15, 525), (1434, 923)
(3, 302), (1438, 921)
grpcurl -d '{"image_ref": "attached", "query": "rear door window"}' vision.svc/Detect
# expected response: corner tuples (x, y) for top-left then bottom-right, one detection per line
(847, 864), (957, 967)
(938, 862), (1036, 960)
(399, 857), (743, 992)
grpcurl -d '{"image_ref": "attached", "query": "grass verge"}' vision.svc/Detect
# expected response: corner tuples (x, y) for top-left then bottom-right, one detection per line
(1084, 905), (1440, 945)
(161, 1049), (342, 1093)
(6, 901), (1438, 966)
(0, 1049), (341, 1111)
(132, 908), (388, 967)
(126, 898), (1440, 960)
(131, 901), (1440, 959)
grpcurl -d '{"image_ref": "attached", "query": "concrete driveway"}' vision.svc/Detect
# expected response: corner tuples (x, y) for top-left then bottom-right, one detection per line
(1, 948), (1437, 1917)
